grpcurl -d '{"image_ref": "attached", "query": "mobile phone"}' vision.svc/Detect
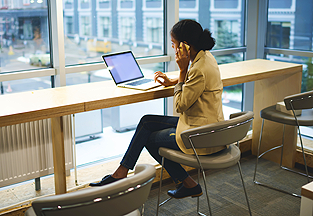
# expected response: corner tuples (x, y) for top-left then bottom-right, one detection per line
(179, 43), (190, 54)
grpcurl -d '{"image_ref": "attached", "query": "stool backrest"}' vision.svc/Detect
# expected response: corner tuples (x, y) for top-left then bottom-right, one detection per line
(31, 164), (155, 216)
(284, 90), (313, 110)
(181, 111), (254, 149)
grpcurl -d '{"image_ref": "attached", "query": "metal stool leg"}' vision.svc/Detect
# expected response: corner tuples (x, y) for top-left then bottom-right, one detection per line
(156, 157), (172, 216)
(298, 131), (310, 183)
(199, 168), (212, 216)
(253, 118), (310, 197)
(156, 157), (164, 216)
(278, 101), (313, 184)
(253, 119), (264, 183)
(197, 168), (200, 214)
(237, 161), (252, 216)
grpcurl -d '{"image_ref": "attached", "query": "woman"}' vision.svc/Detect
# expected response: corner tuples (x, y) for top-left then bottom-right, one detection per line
(90, 19), (225, 199)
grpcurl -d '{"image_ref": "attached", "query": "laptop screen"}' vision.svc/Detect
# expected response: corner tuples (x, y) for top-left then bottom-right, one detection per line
(102, 51), (144, 84)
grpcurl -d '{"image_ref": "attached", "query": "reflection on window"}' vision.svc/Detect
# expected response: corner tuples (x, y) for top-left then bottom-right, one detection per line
(99, 17), (111, 38)
(214, 0), (238, 9)
(146, 18), (162, 43)
(64, 0), (73, 9)
(267, 21), (290, 49)
(99, 0), (110, 8)
(120, 17), (135, 41)
(179, 0), (244, 50)
(269, 0), (292, 9)
(81, 16), (91, 36)
(268, 0), (313, 51)
(179, 0), (196, 8)
(63, 0), (164, 65)
(146, 0), (162, 8)
(120, 0), (134, 9)
(80, 0), (90, 9)
(214, 20), (240, 49)
(66, 17), (74, 35)
(0, 0), (50, 73)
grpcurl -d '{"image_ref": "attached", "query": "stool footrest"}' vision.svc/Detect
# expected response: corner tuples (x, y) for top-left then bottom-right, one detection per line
(254, 180), (301, 198)
(158, 197), (172, 207)
(281, 166), (313, 179)
(258, 145), (283, 158)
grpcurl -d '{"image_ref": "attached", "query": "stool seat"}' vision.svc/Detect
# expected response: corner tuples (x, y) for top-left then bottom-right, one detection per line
(261, 105), (313, 126)
(159, 145), (240, 170)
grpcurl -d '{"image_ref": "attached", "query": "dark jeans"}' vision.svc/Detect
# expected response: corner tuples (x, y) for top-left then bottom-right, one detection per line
(120, 114), (189, 184)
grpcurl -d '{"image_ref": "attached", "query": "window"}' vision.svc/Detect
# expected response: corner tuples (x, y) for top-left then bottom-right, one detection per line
(81, 16), (91, 36)
(179, 0), (196, 9)
(98, 0), (110, 9)
(119, 17), (135, 41)
(267, 22), (291, 49)
(1, 77), (52, 95)
(64, 0), (73, 9)
(0, 0), (50, 74)
(99, 17), (111, 38)
(119, 0), (134, 9)
(145, 0), (162, 8)
(80, 0), (90, 9)
(23, 0), (30, 6)
(66, 16), (74, 35)
(214, 0), (238, 9)
(269, 0), (292, 8)
(146, 18), (162, 43)
(214, 20), (240, 49)
(63, 0), (163, 66)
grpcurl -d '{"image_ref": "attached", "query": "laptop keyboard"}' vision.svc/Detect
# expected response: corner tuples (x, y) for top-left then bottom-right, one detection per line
(127, 79), (153, 86)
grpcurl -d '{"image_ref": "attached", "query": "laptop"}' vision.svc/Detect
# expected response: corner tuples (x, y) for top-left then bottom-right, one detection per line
(101, 51), (161, 90)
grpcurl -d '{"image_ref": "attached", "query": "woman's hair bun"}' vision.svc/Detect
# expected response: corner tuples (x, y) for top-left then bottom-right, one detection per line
(171, 19), (215, 51)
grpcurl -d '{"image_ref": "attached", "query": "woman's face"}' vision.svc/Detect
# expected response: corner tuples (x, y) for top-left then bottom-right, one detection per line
(170, 34), (180, 51)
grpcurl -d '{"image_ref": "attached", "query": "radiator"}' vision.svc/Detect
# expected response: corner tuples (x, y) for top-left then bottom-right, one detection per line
(0, 116), (73, 187)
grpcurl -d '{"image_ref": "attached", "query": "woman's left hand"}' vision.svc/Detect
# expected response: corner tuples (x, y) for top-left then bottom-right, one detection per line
(176, 42), (190, 82)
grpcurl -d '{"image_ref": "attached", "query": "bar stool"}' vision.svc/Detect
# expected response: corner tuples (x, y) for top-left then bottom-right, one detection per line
(253, 90), (313, 197)
(156, 111), (254, 216)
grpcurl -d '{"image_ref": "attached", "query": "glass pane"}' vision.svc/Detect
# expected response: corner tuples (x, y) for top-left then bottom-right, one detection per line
(0, 76), (52, 95)
(267, 0), (313, 51)
(0, 1), (50, 73)
(63, 0), (164, 66)
(179, 0), (244, 49)
(145, 0), (162, 8)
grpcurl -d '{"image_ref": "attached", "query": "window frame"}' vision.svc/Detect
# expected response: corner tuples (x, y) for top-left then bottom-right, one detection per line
(0, 0), (248, 102)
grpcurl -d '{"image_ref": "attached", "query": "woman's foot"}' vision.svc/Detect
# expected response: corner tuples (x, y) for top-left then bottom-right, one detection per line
(89, 175), (121, 186)
(167, 184), (203, 199)
(89, 165), (129, 187)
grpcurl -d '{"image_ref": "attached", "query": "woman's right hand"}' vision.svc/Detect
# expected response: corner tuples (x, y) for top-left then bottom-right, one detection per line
(154, 71), (177, 87)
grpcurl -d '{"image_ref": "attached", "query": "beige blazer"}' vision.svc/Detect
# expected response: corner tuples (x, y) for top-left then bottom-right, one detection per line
(174, 50), (225, 155)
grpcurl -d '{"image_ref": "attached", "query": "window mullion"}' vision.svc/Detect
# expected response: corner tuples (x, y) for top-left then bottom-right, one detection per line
(49, 0), (66, 87)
